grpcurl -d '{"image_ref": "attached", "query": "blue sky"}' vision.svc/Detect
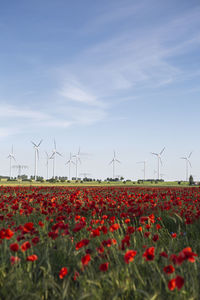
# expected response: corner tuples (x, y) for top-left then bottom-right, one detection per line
(0, 0), (200, 180)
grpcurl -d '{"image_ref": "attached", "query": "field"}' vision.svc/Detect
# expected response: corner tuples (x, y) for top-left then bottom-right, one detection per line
(0, 186), (199, 300)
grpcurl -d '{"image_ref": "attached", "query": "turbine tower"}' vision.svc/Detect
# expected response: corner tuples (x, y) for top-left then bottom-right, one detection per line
(66, 152), (75, 180)
(7, 145), (16, 179)
(73, 148), (81, 180)
(180, 152), (192, 181)
(31, 140), (42, 180)
(45, 151), (51, 180)
(151, 147), (165, 180)
(50, 139), (62, 179)
(137, 161), (146, 180)
(109, 150), (121, 179)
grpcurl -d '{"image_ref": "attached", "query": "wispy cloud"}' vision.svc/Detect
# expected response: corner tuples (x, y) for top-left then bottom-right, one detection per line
(59, 80), (104, 107)
(57, 3), (200, 103)
(0, 104), (49, 120)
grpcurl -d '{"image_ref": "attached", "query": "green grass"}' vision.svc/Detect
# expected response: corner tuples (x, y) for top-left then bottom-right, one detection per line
(0, 179), (192, 187)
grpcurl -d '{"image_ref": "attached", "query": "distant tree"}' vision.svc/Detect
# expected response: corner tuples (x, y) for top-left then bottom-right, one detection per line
(189, 175), (194, 185)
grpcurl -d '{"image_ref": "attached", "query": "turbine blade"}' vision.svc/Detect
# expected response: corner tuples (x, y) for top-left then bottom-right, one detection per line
(109, 159), (114, 165)
(56, 151), (62, 157)
(188, 160), (192, 168)
(151, 152), (158, 156)
(54, 139), (56, 149)
(160, 147), (165, 155)
(188, 152), (192, 158)
(31, 141), (37, 147)
(38, 139), (43, 147)
(50, 153), (55, 159)
(116, 159), (121, 163)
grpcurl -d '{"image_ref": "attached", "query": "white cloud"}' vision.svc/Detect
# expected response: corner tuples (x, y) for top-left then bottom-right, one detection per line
(57, 4), (200, 102)
(59, 80), (104, 107)
(0, 104), (49, 120)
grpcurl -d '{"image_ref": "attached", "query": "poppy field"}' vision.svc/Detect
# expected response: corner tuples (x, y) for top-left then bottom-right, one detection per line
(0, 186), (199, 300)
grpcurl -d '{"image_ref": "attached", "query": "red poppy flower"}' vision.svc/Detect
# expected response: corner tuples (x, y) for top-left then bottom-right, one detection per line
(10, 243), (19, 252)
(160, 251), (168, 258)
(38, 221), (44, 227)
(124, 250), (137, 264)
(27, 254), (38, 261)
(179, 247), (198, 263)
(126, 226), (135, 234)
(32, 237), (40, 245)
(90, 228), (100, 237)
(100, 226), (108, 234)
(163, 265), (175, 274)
(99, 262), (109, 272)
(171, 233), (177, 238)
(4, 229), (14, 239)
(142, 247), (155, 261)
(139, 216), (148, 224)
(73, 221), (86, 232)
(144, 232), (151, 238)
(21, 241), (31, 251)
(168, 276), (184, 291)
(137, 226), (142, 232)
(124, 218), (130, 224)
(156, 224), (161, 230)
(10, 256), (21, 265)
(81, 254), (91, 266)
(175, 276), (184, 290)
(59, 267), (68, 279)
(75, 239), (90, 250)
(97, 245), (104, 254)
(168, 278), (176, 291)
(109, 223), (120, 232)
(152, 234), (159, 242)
(23, 222), (34, 232)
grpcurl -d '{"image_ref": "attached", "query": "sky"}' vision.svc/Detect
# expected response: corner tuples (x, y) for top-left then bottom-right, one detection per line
(0, 0), (200, 181)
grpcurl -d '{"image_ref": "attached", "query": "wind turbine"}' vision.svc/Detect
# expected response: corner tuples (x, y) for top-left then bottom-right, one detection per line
(180, 152), (192, 181)
(109, 150), (121, 179)
(73, 148), (81, 180)
(151, 147), (165, 180)
(137, 161), (146, 180)
(31, 140), (43, 180)
(12, 165), (28, 179)
(66, 152), (75, 180)
(7, 145), (16, 179)
(45, 151), (51, 180)
(50, 139), (62, 179)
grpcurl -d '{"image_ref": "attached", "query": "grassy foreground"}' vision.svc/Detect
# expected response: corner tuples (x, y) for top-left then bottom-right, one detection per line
(0, 186), (199, 299)
(0, 179), (192, 187)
